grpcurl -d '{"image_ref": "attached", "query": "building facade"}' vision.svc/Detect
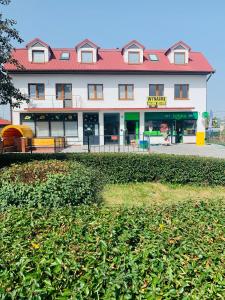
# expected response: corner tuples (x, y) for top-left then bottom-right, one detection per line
(5, 38), (214, 146)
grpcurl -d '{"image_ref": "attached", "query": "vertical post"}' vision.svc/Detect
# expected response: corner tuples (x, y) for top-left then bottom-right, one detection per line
(87, 135), (90, 153)
(54, 138), (56, 153)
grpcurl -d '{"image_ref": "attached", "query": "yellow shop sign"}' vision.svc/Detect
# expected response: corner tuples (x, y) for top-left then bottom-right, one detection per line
(147, 96), (167, 107)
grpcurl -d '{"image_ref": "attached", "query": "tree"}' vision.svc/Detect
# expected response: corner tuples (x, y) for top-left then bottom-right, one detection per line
(0, 0), (28, 107)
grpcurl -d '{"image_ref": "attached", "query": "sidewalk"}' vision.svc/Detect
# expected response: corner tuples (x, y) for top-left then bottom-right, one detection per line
(150, 143), (225, 159)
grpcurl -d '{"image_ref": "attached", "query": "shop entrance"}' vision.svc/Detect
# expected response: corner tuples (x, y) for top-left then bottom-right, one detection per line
(124, 112), (139, 145)
(175, 121), (184, 143)
(104, 113), (120, 144)
(83, 113), (99, 145)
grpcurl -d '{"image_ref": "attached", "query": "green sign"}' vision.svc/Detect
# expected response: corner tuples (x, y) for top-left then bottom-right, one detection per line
(145, 112), (198, 121)
(124, 112), (140, 121)
(202, 112), (209, 118)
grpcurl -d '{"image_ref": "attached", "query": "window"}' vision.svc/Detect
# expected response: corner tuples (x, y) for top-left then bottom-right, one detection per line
(28, 84), (45, 99)
(36, 114), (49, 137)
(149, 84), (164, 96)
(149, 54), (159, 61)
(64, 114), (78, 137)
(174, 84), (189, 99)
(60, 52), (70, 60)
(20, 113), (78, 137)
(81, 51), (93, 63)
(174, 52), (185, 64)
(144, 120), (169, 136)
(32, 50), (45, 63)
(88, 84), (103, 100)
(56, 84), (72, 100)
(119, 84), (134, 100)
(128, 51), (140, 64)
(183, 120), (197, 135)
(21, 114), (35, 133)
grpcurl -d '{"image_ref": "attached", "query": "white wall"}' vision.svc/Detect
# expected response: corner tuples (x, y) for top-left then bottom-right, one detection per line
(11, 73), (207, 115)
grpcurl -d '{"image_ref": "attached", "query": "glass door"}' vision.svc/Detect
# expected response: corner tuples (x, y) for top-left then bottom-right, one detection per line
(83, 113), (99, 145)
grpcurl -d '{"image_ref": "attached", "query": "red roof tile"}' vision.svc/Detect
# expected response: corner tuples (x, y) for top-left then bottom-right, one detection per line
(26, 38), (50, 49)
(122, 40), (145, 50)
(5, 47), (214, 73)
(75, 39), (99, 49)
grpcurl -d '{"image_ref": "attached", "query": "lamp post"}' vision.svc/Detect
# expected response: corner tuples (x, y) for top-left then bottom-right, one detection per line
(85, 127), (93, 153)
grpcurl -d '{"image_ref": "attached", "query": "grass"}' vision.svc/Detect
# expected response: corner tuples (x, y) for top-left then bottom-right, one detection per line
(103, 182), (225, 207)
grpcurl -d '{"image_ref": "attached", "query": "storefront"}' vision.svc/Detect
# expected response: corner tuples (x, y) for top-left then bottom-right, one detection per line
(20, 113), (78, 138)
(20, 111), (198, 146)
(144, 112), (198, 144)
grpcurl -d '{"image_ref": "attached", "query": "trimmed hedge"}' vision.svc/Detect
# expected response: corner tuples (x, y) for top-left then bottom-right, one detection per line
(0, 160), (103, 210)
(0, 153), (224, 186)
(1, 200), (225, 298)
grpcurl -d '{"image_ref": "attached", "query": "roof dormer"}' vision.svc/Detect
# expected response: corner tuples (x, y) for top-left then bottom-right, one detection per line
(75, 39), (99, 63)
(26, 38), (51, 63)
(122, 40), (145, 64)
(165, 41), (191, 64)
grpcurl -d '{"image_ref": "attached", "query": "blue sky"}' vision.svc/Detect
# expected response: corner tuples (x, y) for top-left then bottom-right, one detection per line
(2, 0), (225, 116)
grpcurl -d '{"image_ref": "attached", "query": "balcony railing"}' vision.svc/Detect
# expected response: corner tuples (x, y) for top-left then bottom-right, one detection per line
(25, 95), (82, 109)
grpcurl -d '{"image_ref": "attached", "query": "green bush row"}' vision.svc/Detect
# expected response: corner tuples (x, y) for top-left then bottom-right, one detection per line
(0, 152), (225, 185)
(1, 200), (224, 299)
(0, 160), (103, 210)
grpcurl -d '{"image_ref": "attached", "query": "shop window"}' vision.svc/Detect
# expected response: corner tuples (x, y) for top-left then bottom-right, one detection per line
(174, 84), (189, 99)
(64, 114), (78, 137)
(149, 84), (164, 96)
(183, 120), (197, 135)
(118, 84), (134, 100)
(145, 120), (169, 136)
(88, 84), (103, 100)
(28, 83), (45, 100)
(21, 114), (35, 133)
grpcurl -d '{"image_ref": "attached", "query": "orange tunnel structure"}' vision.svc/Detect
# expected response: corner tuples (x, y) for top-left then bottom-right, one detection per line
(1, 125), (34, 151)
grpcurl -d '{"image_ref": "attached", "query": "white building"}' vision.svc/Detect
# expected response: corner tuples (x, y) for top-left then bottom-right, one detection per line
(5, 38), (214, 146)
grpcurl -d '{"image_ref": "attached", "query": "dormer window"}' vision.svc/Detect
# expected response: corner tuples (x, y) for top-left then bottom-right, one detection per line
(174, 52), (185, 64)
(75, 39), (99, 63)
(32, 50), (45, 63)
(165, 41), (191, 64)
(26, 38), (51, 63)
(128, 51), (140, 64)
(81, 51), (93, 63)
(122, 40), (145, 64)
(60, 52), (70, 60)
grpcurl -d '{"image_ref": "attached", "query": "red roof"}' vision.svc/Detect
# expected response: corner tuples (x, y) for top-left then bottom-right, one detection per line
(165, 40), (191, 54)
(5, 45), (214, 74)
(26, 38), (50, 49)
(0, 118), (11, 125)
(75, 39), (99, 50)
(123, 40), (145, 50)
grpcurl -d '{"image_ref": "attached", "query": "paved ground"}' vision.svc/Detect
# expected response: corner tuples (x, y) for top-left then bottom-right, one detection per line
(150, 143), (225, 159)
(62, 143), (225, 159)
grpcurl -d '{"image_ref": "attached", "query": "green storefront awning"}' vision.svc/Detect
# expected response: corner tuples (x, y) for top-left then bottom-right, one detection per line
(145, 112), (198, 121)
(125, 112), (140, 121)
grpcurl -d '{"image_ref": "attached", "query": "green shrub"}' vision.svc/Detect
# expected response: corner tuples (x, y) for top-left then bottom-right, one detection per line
(0, 160), (103, 209)
(1, 152), (224, 186)
(0, 199), (224, 299)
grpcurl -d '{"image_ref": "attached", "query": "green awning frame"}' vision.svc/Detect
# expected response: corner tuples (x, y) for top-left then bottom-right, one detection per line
(145, 112), (198, 121)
